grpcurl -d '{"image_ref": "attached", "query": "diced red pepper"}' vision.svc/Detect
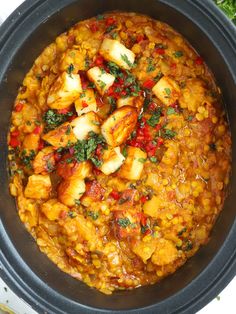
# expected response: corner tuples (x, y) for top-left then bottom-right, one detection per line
(140, 195), (148, 204)
(155, 124), (161, 131)
(59, 210), (68, 219)
(94, 55), (104, 66)
(33, 126), (41, 134)
(171, 63), (177, 69)
(54, 152), (62, 162)
(9, 136), (20, 148)
(136, 34), (145, 43)
(95, 144), (103, 157)
(89, 22), (98, 32)
(68, 114), (77, 122)
(156, 48), (165, 55)
(82, 101), (89, 108)
(110, 190), (120, 200)
(11, 130), (20, 137)
(93, 167), (102, 176)
(58, 108), (70, 114)
(106, 17), (116, 26)
(157, 137), (164, 147)
(82, 80), (89, 90)
(15, 103), (23, 112)
(38, 139), (45, 150)
(195, 56), (203, 65)
(149, 102), (157, 111)
(144, 229), (152, 236)
(140, 214), (147, 226)
(143, 79), (156, 89)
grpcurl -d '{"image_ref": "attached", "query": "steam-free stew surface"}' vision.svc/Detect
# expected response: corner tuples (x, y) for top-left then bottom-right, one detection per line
(8, 12), (231, 294)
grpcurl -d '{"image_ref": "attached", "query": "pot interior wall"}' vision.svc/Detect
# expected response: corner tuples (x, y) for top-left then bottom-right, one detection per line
(0, 0), (235, 311)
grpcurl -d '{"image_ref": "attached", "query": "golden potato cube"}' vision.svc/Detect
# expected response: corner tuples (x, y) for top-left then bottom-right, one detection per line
(87, 66), (115, 95)
(74, 88), (97, 116)
(99, 38), (135, 70)
(117, 96), (143, 113)
(101, 106), (138, 147)
(118, 146), (147, 180)
(24, 174), (52, 199)
(23, 133), (40, 151)
(58, 178), (86, 207)
(152, 76), (180, 106)
(33, 147), (55, 174)
(143, 195), (161, 218)
(151, 239), (178, 266)
(41, 199), (69, 221)
(99, 147), (125, 175)
(57, 160), (92, 180)
(42, 122), (77, 148)
(70, 111), (100, 140)
(60, 49), (86, 72)
(47, 72), (82, 109)
(132, 240), (157, 264)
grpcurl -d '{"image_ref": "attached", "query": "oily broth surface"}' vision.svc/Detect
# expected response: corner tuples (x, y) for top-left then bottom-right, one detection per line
(8, 12), (231, 294)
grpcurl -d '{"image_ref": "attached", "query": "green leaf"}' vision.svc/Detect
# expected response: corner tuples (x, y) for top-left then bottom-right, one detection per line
(163, 128), (177, 139)
(87, 211), (99, 220)
(149, 156), (158, 163)
(117, 217), (131, 228)
(147, 108), (162, 127)
(164, 87), (171, 97)
(120, 54), (133, 68)
(173, 51), (183, 58)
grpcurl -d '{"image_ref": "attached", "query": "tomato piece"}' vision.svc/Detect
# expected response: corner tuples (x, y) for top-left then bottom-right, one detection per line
(140, 195), (148, 204)
(106, 17), (116, 26)
(136, 34), (145, 43)
(9, 136), (20, 148)
(110, 190), (120, 200)
(11, 130), (20, 137)
(94, 55), (104, 66)
(15, 103), (23, 112)
(157, 138), (164, 147)
(33, 126), (42, 134)
(195, 56), (203, 65)
(54, 152), (62, 162)
(82, 101), (89, 108)
(156, 48), (165, 55)
(143, 79), (156, 89)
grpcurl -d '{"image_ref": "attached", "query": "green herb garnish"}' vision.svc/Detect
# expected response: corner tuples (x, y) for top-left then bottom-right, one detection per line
(67, 63), (74, 77)
(87, 211), (99, 220)
(120, 54), (133, 68)
(117, 217), (131, 228)
(173, 51), (183, 58)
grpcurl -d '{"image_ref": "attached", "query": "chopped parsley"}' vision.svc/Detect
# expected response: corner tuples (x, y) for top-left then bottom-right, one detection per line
(187, 115), (193, 121)
(96, 14), (104, 20)
(167, 107), (177, 115)
(87, 211), (99, 220)
(164, 87), (171, 98)
(90, 156), (103, 167)
(46, 160), (54, 172)
(105, 25), (116, 33)
(74, 199), (81, 206)
(162, 128), (177, 139)
(178, 227), (187, 236)
(146, 57), (155, 73)
(20, 150), (36, 169)
(147, 108), (162, 127)
(98, 80), (106, 90)
(68, 211), (77, 218)
(117, 217), (131, 228)
(43, 109), (73, 131)
(173, 51), (183, 58)
(120, 54), (133, 68)
(149, 156), (158, 163)
(122, 146), (128, 158)
(138, 157), (147, 163)
(67, 63), (74, 77)
(107, 61), (120, 76)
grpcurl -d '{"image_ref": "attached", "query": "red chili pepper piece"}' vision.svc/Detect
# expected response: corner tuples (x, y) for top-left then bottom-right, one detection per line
(144, 229), (152, 236)
(33, 126), (41, 134)
(140, 195), (148, 204)
(94, 55), (104, 66)
(110, 190), (120, 200)
(9, 136), (20, 148)
(82, 101), (89, 108)
(15, 103), (23, 112)
(156, 48), (165, 55)
(195, 56), (203, 65)
(140, 214), (147, 226)
(157, 138), (164, 147)
(143, 79), (156, 89)
(106, 17), (116, 26)
(38, 139), (45, 150)
(58, 108), (70, 114)
(54, 152), (62, 162)
(11, 130), (20, 137)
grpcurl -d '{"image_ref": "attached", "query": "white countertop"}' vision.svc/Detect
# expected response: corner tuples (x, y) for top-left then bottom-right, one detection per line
(0, 1), (235, 313)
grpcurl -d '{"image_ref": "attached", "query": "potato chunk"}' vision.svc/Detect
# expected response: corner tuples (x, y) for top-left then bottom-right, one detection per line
(58, 177), (86, 207)
(57, 159), (92, 180)
(99, 147), (125, 175)
(151, 239), (178, 266)
(143, 195), (161, 218)
(152, 76), (180, 106)
(41, 199), (69, 221)
(47, 72), (82, 109)
(24, 174), (52, 199)
(74, 88), (97, 116)
(101, 106), (138, 147)
(87, 66), (115, 95)
(23, 133), (40, 151)
(60, 49), (85, 72)
(117, 96), (143, 113)
(132, 240), (157, 264)
(42, 122), (77, 148)
(70, 112), (100, 140)
(118, 146), (147, 180)
(33, 147), (55, 174)
(99, 38), (135, 70)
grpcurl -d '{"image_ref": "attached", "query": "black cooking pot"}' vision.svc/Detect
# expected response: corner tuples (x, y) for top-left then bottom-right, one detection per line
(0, 0), (236, 313)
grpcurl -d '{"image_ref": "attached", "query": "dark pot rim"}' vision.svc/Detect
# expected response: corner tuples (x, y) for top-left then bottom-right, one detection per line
(0, 1), (236, 313)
